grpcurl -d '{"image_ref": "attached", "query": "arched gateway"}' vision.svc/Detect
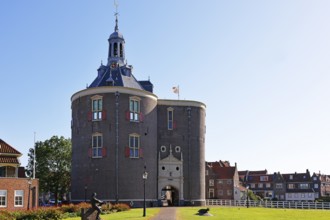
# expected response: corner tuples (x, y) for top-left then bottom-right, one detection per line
(158, 146), (184, 206)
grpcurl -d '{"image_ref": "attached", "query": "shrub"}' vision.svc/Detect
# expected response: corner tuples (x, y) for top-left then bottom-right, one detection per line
(0, 210), (14, 220)
(111, 203), (130, 212)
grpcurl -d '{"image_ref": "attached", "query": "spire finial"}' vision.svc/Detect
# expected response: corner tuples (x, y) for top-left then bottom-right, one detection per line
(114, 0), (119, 32)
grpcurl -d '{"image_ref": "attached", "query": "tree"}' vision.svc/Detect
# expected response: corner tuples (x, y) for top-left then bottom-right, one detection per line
(27, 136), (71, 205)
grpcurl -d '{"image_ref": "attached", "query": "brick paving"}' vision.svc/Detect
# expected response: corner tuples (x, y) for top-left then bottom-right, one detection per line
(151, 207), (177, 220)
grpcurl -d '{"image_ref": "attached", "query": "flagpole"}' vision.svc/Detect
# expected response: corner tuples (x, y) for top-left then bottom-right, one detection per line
(33, 132), (36, 179)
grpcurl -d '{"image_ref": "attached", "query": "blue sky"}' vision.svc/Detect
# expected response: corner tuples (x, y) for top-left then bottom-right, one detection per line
(1, 1), (330, 174)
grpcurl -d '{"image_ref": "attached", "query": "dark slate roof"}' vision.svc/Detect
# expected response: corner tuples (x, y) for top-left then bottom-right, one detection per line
(0, 139), (22, 155)
(89, 64), (153, 93)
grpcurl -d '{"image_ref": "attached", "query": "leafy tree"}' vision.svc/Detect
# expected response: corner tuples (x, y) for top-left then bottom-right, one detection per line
(27, 136), (71, 205)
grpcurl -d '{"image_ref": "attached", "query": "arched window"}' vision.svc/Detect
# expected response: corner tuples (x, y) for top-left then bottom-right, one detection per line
(120, 43), (123, 57)
(109, 44), (112, 57)
(114, 43), (118, 57)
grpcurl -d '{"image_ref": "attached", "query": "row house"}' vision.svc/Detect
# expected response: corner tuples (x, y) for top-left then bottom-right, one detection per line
(311, 173), (330, 198)
(240, 169), (321, 201)
(205, 161), (242, 200)
(282, 170), (316, 201)
(0, 139), (38, 211)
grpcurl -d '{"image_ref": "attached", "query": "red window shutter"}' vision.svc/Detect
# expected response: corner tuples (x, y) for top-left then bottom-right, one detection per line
(102, 148), (106, 157)
(102, 110), (107, 120)
(88, 111), (92, 121)
(139, 148), (143, 158)
(139, 112), (144, 122)
(125, 111), (130, 121)
(173, 121), (177, 129)
(125, 147), (130, 157)
(88, 148), (92, 158)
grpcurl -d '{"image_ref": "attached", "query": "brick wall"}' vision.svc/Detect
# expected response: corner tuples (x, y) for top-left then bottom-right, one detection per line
(0, 178), (38, 211)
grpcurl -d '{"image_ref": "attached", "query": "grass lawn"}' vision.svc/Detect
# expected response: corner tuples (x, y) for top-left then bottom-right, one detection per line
(65, 208), (160, 220)
(177, 207), (330, 220)
(65, 207), (330, 220)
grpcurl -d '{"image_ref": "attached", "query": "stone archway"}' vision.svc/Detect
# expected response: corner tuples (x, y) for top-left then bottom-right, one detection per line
(161, 185), (179, 206)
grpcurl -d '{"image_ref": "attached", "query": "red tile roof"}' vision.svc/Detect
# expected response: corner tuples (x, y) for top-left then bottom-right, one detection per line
(0, 139), (22, 155)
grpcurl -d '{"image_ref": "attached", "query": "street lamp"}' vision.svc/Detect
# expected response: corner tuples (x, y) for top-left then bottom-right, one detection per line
(27, 178), (32, 210)
(142, 166), (148, 217)
(246, 186), (249, 208)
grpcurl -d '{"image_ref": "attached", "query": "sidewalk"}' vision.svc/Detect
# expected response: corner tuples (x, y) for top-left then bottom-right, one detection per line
(151, 207), (177, 220)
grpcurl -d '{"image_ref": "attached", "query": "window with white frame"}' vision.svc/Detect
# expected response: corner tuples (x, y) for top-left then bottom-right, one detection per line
(299, 183), (309, 189)
(258, 183), (263, 188)
(288, 184), (294, 189)
(227, 190), (232, 196)
(250, 183), (255, 188)
(129, 97), (140, 122)
(205, 170), (208, 176)
(209, 188), (214, 198)
(129, 134), (140, 158)
(218, 180), (223, 184)
(14, 190), (23, 207)
(167, 108), (174, 130)
(260, 176), (269, 181)
(92, 96), (103, 120)
(266, 183), (271, 188)
(276, 183), (283, 189)
(0, 190), (7, 207)
(209, 179), (214, 187)
(314, 184), (319, 188)
(92, 133), (103, 158)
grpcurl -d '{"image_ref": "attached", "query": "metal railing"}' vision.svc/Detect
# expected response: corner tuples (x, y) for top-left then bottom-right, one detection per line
(206, 199), (330, 210)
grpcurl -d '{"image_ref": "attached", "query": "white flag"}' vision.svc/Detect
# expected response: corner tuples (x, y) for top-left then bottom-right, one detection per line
(172, 86), (179, 94)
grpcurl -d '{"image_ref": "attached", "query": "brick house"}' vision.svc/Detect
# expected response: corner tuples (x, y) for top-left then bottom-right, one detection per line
(205, 161), (241, 200)
(0, 139), (38, 211)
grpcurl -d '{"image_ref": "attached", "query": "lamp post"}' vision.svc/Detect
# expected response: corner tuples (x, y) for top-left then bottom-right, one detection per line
(246, 186), (249, 208)
(142, 165), (148, 217)
(27, 178), (32, 210)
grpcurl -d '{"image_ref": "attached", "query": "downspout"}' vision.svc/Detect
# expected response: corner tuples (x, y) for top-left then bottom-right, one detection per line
(115, 91), (120, 203)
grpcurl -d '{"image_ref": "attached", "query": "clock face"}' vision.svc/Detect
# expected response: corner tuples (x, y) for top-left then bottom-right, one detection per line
(111, 62), (117, 68)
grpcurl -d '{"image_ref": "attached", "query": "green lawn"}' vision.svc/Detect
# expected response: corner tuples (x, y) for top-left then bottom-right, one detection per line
(66, 208), (160, 220)
(65, 207), (330, 220)
(177, 207), (330, 220)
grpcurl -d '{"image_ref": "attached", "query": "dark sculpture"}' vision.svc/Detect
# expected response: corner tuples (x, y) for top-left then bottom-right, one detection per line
(91, 192), (104, 220)
(198, 207), (210, 215)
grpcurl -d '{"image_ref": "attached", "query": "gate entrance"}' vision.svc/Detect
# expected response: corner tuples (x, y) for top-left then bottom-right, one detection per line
(161, 185), (179, 206)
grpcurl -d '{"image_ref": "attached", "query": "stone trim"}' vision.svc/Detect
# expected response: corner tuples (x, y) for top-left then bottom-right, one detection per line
(158, 99), (206, 109)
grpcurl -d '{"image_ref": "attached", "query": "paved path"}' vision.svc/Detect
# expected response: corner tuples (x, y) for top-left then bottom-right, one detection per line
(151, 207), (177, 220)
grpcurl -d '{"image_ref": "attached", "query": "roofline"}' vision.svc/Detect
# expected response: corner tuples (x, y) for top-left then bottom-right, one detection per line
(0, 153), (22, 157)
(158, 99), (206, 109)
(71, 86), (158, 102)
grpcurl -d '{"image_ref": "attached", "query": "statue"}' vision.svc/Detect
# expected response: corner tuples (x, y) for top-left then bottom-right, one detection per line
(91, 192), (104, 220)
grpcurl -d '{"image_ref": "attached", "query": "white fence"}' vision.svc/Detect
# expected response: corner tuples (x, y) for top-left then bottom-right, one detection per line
(206, 199), (330, 210)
